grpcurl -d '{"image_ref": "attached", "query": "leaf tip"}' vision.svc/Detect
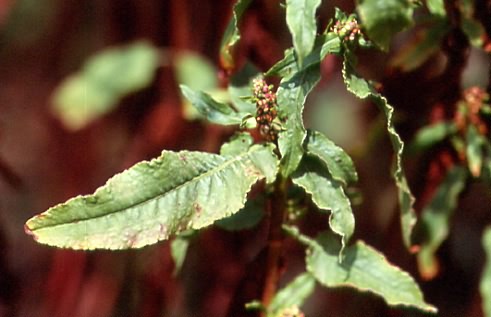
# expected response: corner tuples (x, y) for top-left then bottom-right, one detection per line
(24, 222), (38, 241)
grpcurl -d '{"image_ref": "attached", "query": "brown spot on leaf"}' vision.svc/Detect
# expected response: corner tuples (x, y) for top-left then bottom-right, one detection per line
(193, 202), (202, 216)
(244, 165), (262, 178)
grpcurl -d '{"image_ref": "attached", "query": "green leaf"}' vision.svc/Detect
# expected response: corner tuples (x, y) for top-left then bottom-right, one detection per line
(220, 132), (254, 156)
(292, 155), (354, 252)
(390, 17), (449, 72)
(481, 227), (491, 317)
(52, 41), (159, 130)
(266, 48), (297, 78)
(408, 121), (457, 153)
(356, 0), (415, 51)
(277, 58), (322, 176)
(426, 0), (445, 16)
(25, 144), (278, 250)
(305, 231), (437, 313)
(285, 0), (322, 66)
(460, 0), (485, 47)
(268, 272), (316, 314)
(170, 230), (195, 275)
(266, 33), (341, 77)
(466, 124), (485, 177)
(219, 0), (252, 70)
(342, 53), (417, 248)
(320, 32), (343, 56)
(214, 196), (264, 231)
(462, 17), (485, 47)
(416, 166), (467, 279)
(180, 85), (244, 125)
(175, 51), (219, 120)
(175, 51), (218, 91)
(305, 129), (358, 185)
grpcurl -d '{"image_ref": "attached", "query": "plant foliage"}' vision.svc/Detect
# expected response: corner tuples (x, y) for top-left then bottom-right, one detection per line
(27, 0), (491, 314)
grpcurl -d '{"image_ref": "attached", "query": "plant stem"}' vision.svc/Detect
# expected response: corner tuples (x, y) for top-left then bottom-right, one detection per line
(260, 177), (288, 314)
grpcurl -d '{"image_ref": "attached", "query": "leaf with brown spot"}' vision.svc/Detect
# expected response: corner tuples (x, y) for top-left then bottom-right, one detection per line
(25, 144), (278, 250)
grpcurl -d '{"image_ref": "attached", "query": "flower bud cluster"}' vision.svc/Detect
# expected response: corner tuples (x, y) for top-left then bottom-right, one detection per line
(455, 86), (490, 136)
(252, 78), (279, 141)
(332, 16), (362, 42)
(464, 86), (489, 114)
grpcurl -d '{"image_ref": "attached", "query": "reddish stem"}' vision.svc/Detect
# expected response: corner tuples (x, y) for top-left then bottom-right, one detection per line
(260, 177), (287, 314)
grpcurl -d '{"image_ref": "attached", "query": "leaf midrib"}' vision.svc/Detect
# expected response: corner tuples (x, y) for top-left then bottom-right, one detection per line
(31, 148), (265, 231)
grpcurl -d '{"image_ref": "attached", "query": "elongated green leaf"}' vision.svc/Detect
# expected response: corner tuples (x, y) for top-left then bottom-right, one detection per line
(266, 33), (341, 77)
(416, 166), (467, 279)
(267, 32), (340, 157)
(266, 48), (297, 78)
(286, 0), (322, 66)
(304, 231), (437, 312)
(481, 227), (491, 317)
(390, 17), (449, 72)
(175, 51), (217, 91)
(180, 85), (244, 125)
(277, 60), (321, 176)
(52, 41), (159, 130)
(462, 17), (484, 47)
(25, 145), (278, 250)
(220, 0), (252, 70)
(268, 272), (316, 315)
(460, 0), (485, 47)
(409, 121), (457, 153)
(170, 230), (195, 275)
(342, 52), (416, 248)
(305, 129), (358, 185)
(292, 155), (354, 251)
(356, 0), (415, 51)
(175, 51), (219, 120)
(466, 124), (485, 177)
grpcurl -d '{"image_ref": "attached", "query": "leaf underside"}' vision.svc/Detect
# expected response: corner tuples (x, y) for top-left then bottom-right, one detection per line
(25, 145), (278, 250)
